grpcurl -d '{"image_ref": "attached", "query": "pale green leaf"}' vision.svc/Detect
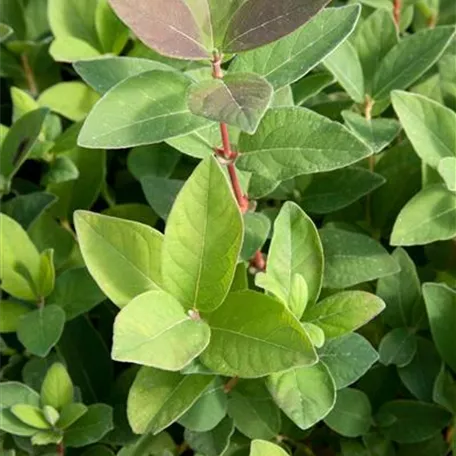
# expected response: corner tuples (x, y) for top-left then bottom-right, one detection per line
(74, 57), (175, 94)
(230, 6), (360, 90)
(95, 0), (129, 54)
(267, 363), (336, 430)
(32, 430), (62, 446)
(74, 211), (163, 308)
(42, 405), (59, 426)
(11, 404), (50, 430)
(50, 37), (101, 63)
(391, 184), (456, 246)
(162, 157), (243, 312)
(78, 70), (210, 149)
(41, 363), (74, 411)
(378, 329), (417, 367)
(266, 201), (323, 308)
(321, 227), (400, 288)
(301, 321), (325, 348)
(372, 26), (456, 100)
(188, 73), (273, 133)
(17, 305), (65, 357)
(237, 107), (371, 184)
(38, 82), (99, 121)
(324, 39), (364, 102)
(324, 388), (372, 437)
(200, 290), (317, 378)
(112, 290), (211, 370)
(303, 291), (385, 339)
(423, 282), (456, 373)
(391, 91), (456, 168)
(319, 333), (378, 389)
(438, 157), (456, 192)
(250, 440), (289, 456)
(127, 367), (213, 434)
(37, 249), (55, 299)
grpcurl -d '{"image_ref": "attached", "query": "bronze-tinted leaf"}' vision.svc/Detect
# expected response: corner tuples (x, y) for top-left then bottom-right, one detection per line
(222, 0), (331, 53)
(108, 0), (210, 60)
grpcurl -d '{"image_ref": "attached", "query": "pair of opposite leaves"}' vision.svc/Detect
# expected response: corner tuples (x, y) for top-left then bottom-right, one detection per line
(108, 0), (331, 60)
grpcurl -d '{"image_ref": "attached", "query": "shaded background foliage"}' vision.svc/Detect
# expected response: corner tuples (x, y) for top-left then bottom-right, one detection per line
(0, 0), (455, 455)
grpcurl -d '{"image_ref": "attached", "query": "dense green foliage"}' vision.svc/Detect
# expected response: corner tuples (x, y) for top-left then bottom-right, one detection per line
(0, 0), (455, 455)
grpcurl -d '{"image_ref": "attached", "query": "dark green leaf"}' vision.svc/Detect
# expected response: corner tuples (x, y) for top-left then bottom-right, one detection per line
(378, 329), (417, 367)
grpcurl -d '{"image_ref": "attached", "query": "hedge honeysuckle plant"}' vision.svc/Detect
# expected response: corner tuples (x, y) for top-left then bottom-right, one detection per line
(0, 0), (455, 455)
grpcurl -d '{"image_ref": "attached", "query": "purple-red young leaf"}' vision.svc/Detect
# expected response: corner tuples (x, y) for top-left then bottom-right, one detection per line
(222, 0), (331, 53)
(108, 0), (210, 60)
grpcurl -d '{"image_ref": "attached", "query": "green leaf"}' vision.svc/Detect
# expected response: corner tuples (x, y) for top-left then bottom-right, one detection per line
(377, 248), (424, 328)
(95, 0), (129, 54)
(65, 404), (113, 448)
(342, 111), (400, 154)
(227, 380), (281, 440)
(42, 156), (79, 186)
(324, 388), (372, 437)
(0, 23), (13, 43)
(32, 430), (63, 446)
(0, 108), (49, 184)
(178, 378), (227, 432)
(438, 157), (456, 192)
(38, 82), (99, 121)
(423, 282), (456, 373)
(237, 107), (371, 185)
(185, 416), (234, 456)
(41, 363), (74, 411)
(57, 403), (88, 429)
(303, 291), (385, 339)
(301, 321), (324, 348)
(201, 290), (317, 378)
(127, 367), (213, 434)
(0, 214), (40, 301)
(319, 333), (379, 389)
(391, 184), (456, 246)
(0, 301), (30, 333)
(241, 213), (270, 261)
(162, 157), (243, 312)
(324, 39), (365, 103)
(372, 26), (456, 100)
(112, 290), (211, 370)
(17, 305), (65, 357)
(48, 0), (100, 49)
(433, 366), (456, 414)
(398, 337), (440, 402)
(78, 70), (210, 149)
(74, 57), (175, 94)
(10, 404), (50, 430)
(320, 227), (400, 288)
(352, 9), (398, 93)
(47, 147), (106, 220)
(74, 211), (163, 308)
(37, 249), (55, 299)
(376, 401), (451, 443)
(300, 167), (385, 214)
(230, 5), (360, 90)
(50, 37), (101, 62)
(293, 73), (335, 105)
(47, 267), (105, 321)
(42, 405), (60, 426)
(267, 363), (336, 430)
(378, 329), (417, 367)
(188, 73), (272, 133)
(250, 440), (289, 456)
(265, 201), (323, 309)
(391, 91), (456, 168)
(0, 382), (41, 436)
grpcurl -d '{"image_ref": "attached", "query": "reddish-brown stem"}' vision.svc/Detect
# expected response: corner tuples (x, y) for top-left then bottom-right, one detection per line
(57, 442), (64, 456)
(21, 54), (38, 97)
(393, 0), (401, 30)
(224, 376), (239, 393)
(250, 250), (266, 272)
